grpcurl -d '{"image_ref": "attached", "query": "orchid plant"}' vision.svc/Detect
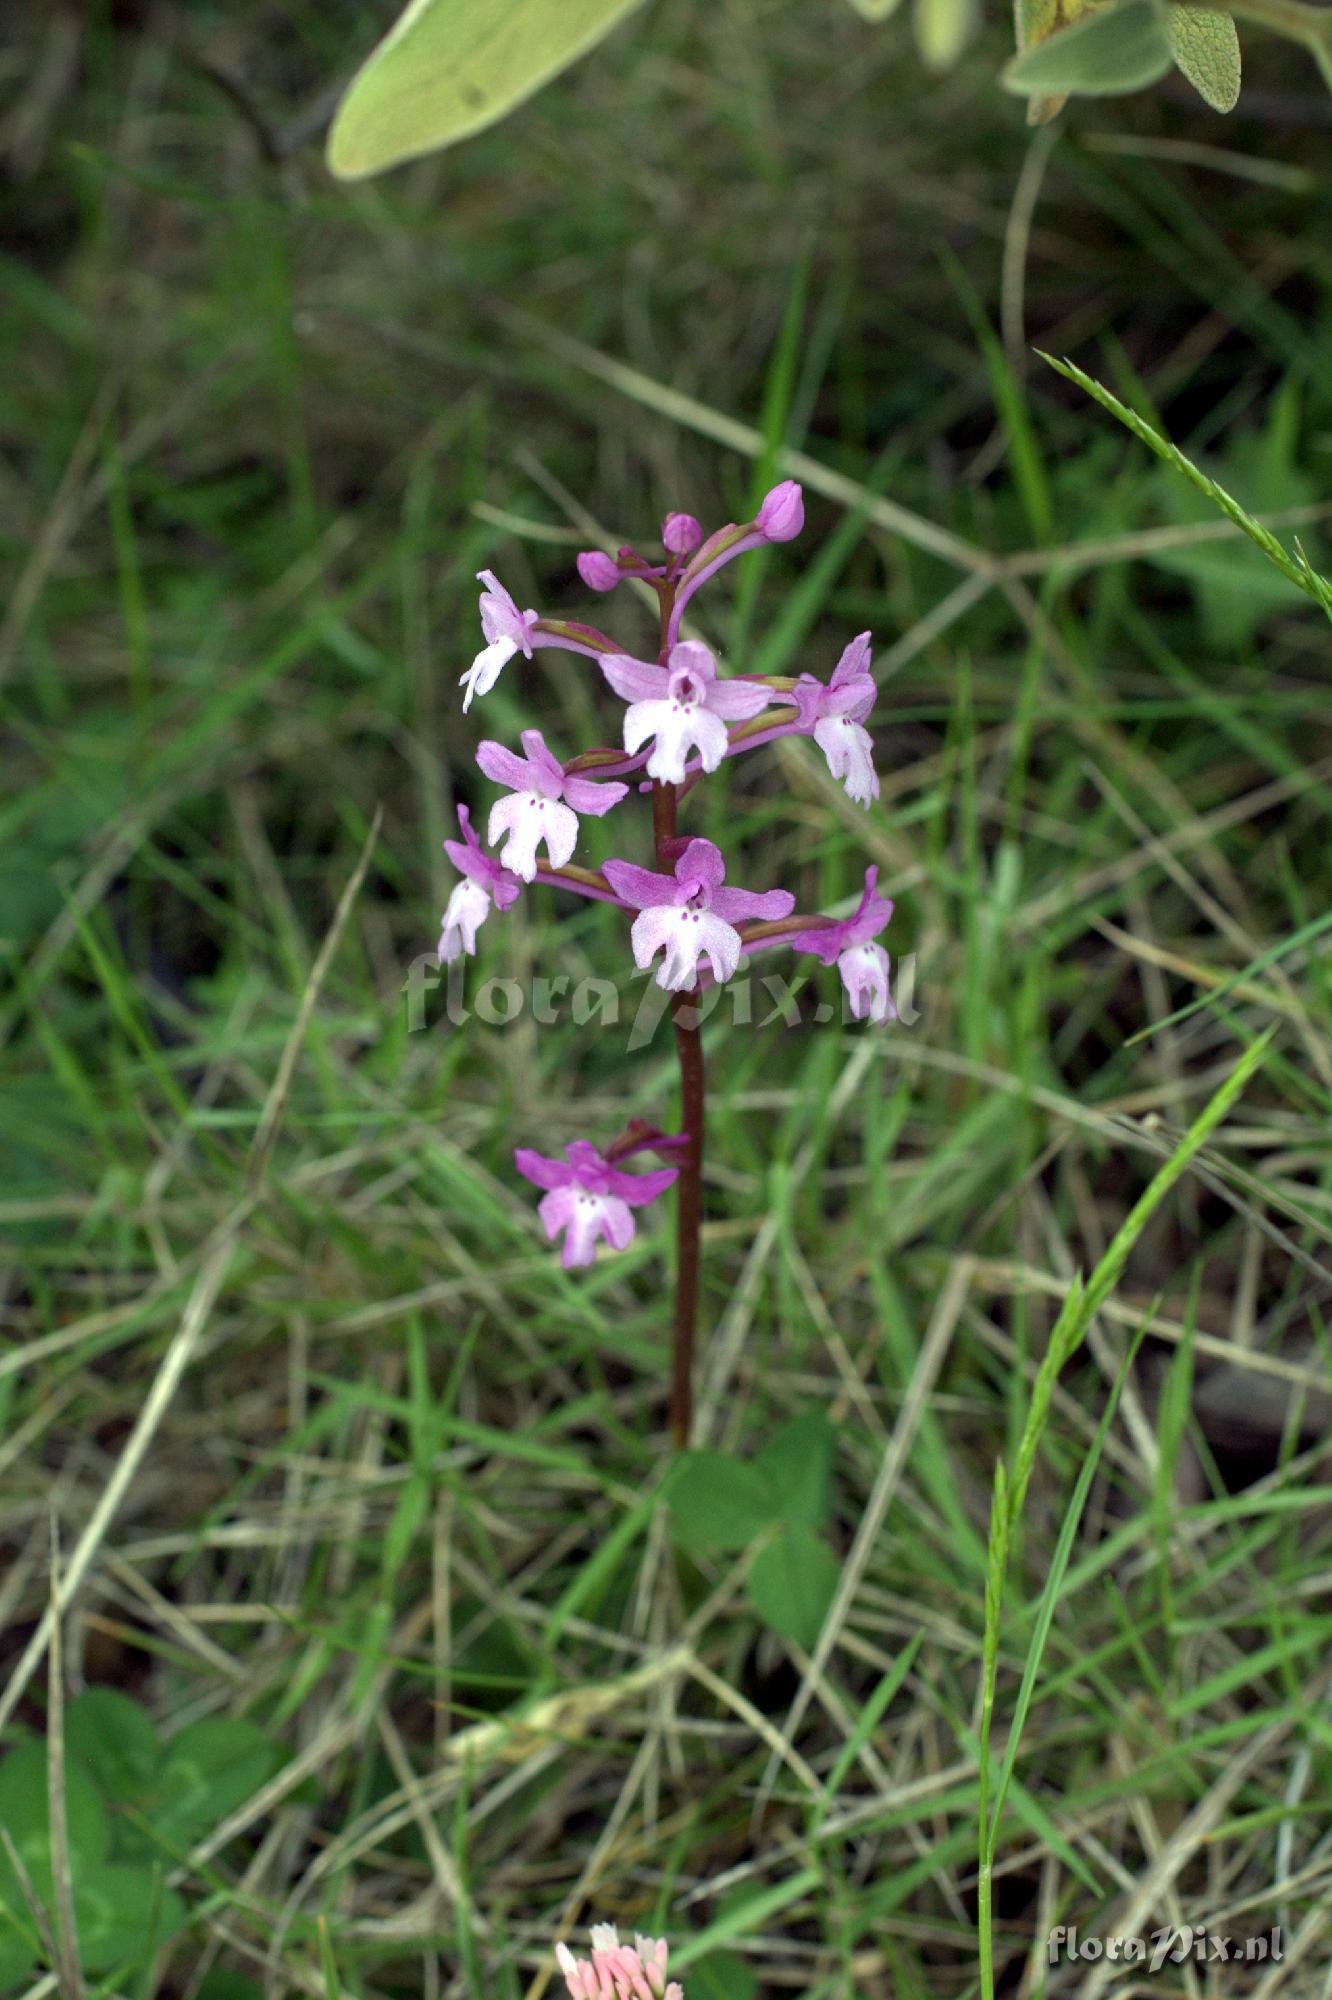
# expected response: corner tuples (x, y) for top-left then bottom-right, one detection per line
(439, 479), (897, 1447)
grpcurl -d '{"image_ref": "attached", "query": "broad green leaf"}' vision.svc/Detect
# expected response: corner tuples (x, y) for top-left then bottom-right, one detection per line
(1003, 0), (1173, 95)
(1014, 0), (1064, 49)
(73, 1864), (187, 1976)
(1167, 6), (1241, 108)
(0, 1922), (36, 1987)
(915, 0), (979, 66)
(65, 1688), (160, 1804)
(846, 0), (905, 17)
(152, 1718), (283, 1848)
(328, 0), (648, 180)
(752, 1410), (836, 1534)
(0, 1742), (109, 1872)
(667, 1451), (776, 1554)
(748, 1527), (841, 1648)
(1012, 0), (1087, 123)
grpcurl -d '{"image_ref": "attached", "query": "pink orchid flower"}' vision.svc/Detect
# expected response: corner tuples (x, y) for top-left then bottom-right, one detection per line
(788, 864), (895, 1021)
(437, 805), (521, 962)
(601, 640), (774, 785)
(604, 837), (794, 991)
(476, 729), (627, 881)
(515, 1143), (679, 1268)
(793, 631), (879, 806)
(460, 570), (540, 712)
(555, 1923), (683, 2000)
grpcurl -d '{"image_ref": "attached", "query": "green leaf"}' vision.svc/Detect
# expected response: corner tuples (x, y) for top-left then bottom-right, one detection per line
(1014, 0), (1064, 51)
(747, 1527), (841, 1648)
(152, 1718), (283, 1849)
(1167, 5), (1241, 107)
(0, 1742), (109, 1873)
(0, 1920), (36, 1988)
(1003, 0), (1173, 95)
(327, 0), (648, 180)
(72, 1864), (187, 1975)
(845, 0), (905, 17)
(667, 1451), (776, 1554)
(752, 1411), (836, 1534)
(65, 1689), (160, 1804)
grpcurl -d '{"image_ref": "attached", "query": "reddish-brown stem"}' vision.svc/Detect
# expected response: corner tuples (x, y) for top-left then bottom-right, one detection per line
(652, 776), (704, 1451)
(651, 577), (704, 1450)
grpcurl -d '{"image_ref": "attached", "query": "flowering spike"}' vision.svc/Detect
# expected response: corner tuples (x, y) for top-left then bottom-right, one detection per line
(756, 478), (804, 543)
(448, 498), (899, 1415)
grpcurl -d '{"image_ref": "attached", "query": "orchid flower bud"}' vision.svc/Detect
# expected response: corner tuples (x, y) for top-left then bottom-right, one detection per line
(577, 549), (622, 591)
(756, 478), (804, 542)
(662, 511), (703, 555)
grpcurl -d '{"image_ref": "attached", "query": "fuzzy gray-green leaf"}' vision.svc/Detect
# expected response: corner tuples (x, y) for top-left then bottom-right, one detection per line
(1003, 0), (1172, 94)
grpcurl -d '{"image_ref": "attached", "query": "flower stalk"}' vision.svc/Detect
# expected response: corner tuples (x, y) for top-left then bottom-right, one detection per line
(652, 771), (705, 1448)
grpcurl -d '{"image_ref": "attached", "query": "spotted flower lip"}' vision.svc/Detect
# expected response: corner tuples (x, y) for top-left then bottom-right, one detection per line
(514, 1142), (679, 1268)
(476, 728), (628, 882)
(604, 836), (794, 991)
(601, 640), (774, 786)
(793, 632), (879, 806)
(460, 570), (539, 711)
(555, 1922), (683, 2000)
